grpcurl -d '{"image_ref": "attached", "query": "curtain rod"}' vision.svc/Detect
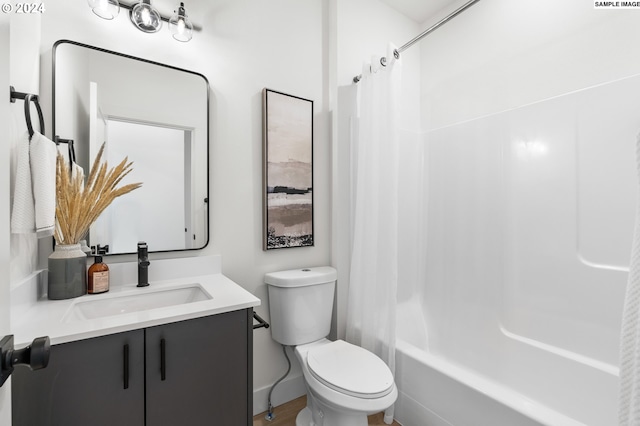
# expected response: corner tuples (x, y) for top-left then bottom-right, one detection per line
(352, 0), (481, 83)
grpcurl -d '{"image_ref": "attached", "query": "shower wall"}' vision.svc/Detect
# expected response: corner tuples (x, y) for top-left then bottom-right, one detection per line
(411, 73), (640, 424)
(392, 1), (640, 423)
(415, 0), (640, 349)
(419, 0), (640, 131)
(425, 69), (640, 361)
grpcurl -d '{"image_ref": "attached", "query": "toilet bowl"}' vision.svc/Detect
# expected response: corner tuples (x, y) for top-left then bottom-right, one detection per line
(295, 339), (397, 426)
(265, 267), (397, 426)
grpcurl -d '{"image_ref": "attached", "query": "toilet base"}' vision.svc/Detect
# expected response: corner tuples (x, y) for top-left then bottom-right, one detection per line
(295, 395), (369, 426)
(295, 407), (312, 426)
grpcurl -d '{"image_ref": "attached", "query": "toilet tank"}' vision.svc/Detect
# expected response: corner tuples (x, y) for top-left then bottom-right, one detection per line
(265, 267), (337, 346)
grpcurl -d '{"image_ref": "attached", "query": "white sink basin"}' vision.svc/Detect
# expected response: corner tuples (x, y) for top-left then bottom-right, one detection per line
(63, 284), (212, 322)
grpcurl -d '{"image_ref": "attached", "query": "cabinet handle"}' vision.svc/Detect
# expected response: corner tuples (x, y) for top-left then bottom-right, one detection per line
(123, 344), (129, 390)
(160, 338), (166, 381)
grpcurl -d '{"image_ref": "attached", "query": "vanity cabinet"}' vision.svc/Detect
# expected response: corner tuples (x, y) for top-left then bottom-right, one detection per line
(145, 309), (251, 425)
(12, 309), (252, 426)
(13, 329), (145, 426)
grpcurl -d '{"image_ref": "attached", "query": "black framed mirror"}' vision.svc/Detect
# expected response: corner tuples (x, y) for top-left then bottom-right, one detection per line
(52, 40), (209, 255)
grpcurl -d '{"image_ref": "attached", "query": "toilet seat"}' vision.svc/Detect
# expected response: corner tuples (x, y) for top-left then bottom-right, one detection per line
(306, 340), (394, 399)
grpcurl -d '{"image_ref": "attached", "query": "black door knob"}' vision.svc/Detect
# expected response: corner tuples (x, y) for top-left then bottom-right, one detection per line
(12, 336), (51, 370)
(0, 335), (51, 387)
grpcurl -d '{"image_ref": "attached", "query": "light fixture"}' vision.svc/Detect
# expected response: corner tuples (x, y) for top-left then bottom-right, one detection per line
(87, 0), (198, 42)
(169, 2), (193, 42)
(87, 0), (120, 20)
(130, 0), (162, 33)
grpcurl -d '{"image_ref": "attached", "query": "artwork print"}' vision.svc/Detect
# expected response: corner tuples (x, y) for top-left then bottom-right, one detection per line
(263, 89), (314, 250)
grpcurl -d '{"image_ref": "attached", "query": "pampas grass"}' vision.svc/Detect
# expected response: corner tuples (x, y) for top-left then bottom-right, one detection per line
(54, 143), (142, 245)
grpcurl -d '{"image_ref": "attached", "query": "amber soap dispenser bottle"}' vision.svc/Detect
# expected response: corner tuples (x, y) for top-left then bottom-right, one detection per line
(88, 247), (109, 294)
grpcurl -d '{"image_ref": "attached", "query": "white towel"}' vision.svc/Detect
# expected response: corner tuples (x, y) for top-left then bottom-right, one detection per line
(619, 133), (640, 425)
(11, 132), (35, 234)
(10, 131), (57, 238)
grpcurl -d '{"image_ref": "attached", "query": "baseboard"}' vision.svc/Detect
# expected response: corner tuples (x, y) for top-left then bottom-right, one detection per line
(253, 374), (306, 416)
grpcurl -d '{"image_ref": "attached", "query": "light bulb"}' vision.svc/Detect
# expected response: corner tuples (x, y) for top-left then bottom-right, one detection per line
(141, 8), (151, 26)
(169, 2), (193, 42)
(130, 0), (162, 33)
(88, 0), (119, 20)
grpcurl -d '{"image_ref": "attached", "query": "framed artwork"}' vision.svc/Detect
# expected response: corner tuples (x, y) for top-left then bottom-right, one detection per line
(262, 88), (314, 250)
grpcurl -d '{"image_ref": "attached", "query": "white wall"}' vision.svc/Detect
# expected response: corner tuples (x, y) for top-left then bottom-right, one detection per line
(2, 11), (43, 423)
(9, 13), (42, 284)
(7, 0), (332, 415)
(0, 12), (11, 426)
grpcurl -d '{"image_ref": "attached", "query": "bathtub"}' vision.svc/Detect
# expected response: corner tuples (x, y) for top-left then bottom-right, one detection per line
(393, 312), (619, 426)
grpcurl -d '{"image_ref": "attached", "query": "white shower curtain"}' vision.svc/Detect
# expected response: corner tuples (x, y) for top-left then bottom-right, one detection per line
(346, 44), (401, 425)
(619, 134), (640, 425)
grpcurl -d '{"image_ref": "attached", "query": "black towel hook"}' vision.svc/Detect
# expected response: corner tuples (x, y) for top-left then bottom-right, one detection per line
(24, 94), (44, 140)
(10, 86), (45, 140)
(55, 136), (76, 172)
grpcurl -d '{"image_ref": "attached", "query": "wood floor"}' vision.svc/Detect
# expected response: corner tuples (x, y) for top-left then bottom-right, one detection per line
(253, 395), (402, 426)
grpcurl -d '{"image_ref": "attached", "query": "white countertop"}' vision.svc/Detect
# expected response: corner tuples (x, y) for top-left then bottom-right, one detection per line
(10, 255), (261, 348)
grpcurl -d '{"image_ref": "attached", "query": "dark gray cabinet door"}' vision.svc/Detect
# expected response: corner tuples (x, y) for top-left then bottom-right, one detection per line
(12, 329), (145, 426)
(145, 310), (250, 426)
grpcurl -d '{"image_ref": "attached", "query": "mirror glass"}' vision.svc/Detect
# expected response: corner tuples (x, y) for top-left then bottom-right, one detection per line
(53, 40), (209, 255)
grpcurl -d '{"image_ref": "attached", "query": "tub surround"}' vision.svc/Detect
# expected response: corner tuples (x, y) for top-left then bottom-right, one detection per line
(10, 255), (260, 348)
(390, 69), (639, 426)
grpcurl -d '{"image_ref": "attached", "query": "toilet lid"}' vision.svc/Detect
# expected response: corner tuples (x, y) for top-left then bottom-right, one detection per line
(306, 340), (394, 399)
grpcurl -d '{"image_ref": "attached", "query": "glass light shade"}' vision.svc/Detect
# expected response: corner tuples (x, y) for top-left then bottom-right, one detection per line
(130, 0), (162, 33)
(169, 2), (193, 42)
(87, 0), (120, 20)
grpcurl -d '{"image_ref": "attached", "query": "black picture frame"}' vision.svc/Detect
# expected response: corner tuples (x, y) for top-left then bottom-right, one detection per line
(262, 88), (314, 250)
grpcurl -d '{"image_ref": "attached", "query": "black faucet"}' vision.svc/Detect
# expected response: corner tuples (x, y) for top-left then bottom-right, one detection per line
(137, 241), (150, 287)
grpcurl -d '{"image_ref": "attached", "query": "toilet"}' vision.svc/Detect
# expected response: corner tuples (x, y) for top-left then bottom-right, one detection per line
(265, 267), (397, 426)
